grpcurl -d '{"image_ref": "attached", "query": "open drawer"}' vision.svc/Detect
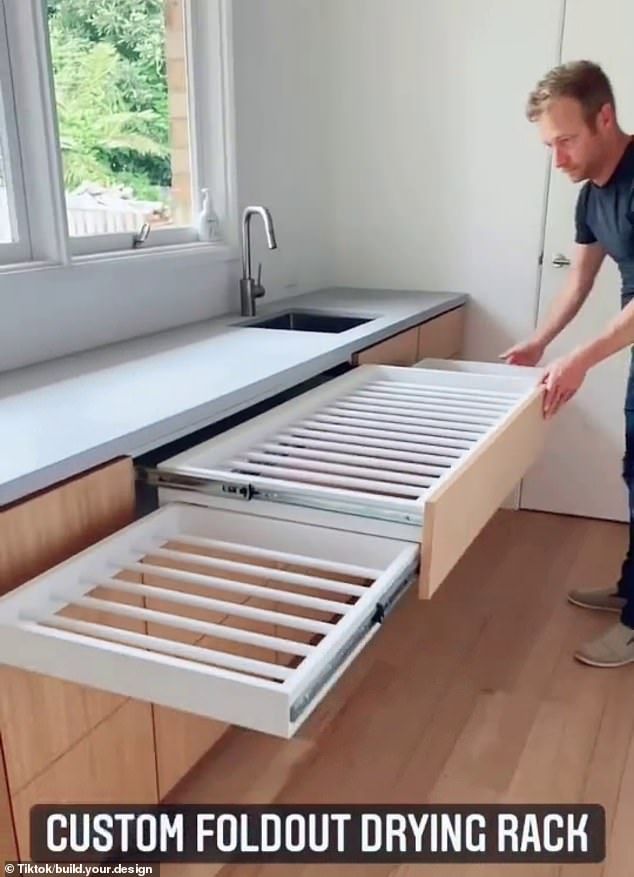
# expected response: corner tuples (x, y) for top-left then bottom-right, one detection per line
(153, 362), (547, 598)
(0, 502), (417, 737)
(0, 362), (547, 739)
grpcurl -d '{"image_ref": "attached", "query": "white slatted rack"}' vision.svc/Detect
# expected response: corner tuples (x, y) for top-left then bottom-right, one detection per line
(0, 503), (418, 737)
(156, 364), (538, 524)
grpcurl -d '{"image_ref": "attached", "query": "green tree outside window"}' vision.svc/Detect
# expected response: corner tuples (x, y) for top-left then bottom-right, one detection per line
(47, 0), (173, 205)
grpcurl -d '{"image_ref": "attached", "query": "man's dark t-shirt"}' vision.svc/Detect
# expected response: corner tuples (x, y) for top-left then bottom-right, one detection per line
(575, 137), (634, 307)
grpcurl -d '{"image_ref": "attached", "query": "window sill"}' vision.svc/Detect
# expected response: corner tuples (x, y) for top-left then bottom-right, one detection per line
(73, 239), (240, 266)
(0, 239), (240, 278)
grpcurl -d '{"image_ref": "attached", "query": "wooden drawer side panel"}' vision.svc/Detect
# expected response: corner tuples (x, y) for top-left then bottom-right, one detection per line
(419, 388), (546, 599)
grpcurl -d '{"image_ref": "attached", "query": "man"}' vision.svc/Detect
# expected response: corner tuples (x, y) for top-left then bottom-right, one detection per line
(501, 60), (634, 667)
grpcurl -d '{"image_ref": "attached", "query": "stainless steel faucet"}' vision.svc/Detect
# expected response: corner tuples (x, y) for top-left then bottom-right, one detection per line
(240, 205), (277, 316)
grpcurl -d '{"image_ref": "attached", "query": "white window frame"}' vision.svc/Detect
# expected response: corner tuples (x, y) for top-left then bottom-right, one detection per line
(0, 0), (238, 268)
(0, 1), (34, 264)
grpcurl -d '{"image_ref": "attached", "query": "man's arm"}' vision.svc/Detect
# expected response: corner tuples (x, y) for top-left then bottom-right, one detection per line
(539, 243), (634, 417)
(501, 242), (606, 365)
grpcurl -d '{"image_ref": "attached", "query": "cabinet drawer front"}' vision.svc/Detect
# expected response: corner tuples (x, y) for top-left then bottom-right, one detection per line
(419, 388), (544, 596)
(414, 358), (546, 596)
(0, 503), (417, 738)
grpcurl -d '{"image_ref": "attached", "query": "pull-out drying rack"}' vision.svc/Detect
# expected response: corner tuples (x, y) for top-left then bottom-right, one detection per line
(0, 361), (546, 737)
(0, 502), (417, 737)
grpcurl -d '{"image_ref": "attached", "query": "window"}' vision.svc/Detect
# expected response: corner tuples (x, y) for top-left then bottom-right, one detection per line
(0, 0), (235, 264)
(0, 3), (31, 263)
(0, 118), (13, 244)
(46, 0), (195, 249)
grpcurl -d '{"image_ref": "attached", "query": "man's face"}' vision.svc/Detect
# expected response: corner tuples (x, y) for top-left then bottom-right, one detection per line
(538, 96), (610, 183)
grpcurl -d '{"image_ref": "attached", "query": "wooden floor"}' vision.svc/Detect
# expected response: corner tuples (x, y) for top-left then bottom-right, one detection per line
(163, 508), (634, 877)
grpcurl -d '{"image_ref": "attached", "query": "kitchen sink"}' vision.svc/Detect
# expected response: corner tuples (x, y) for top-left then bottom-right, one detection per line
(236, 310), (374, 333)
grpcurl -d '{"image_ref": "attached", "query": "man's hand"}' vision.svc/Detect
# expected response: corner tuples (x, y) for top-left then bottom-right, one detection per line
(541, 351), (589, 417)
(499, 338), (545, 367)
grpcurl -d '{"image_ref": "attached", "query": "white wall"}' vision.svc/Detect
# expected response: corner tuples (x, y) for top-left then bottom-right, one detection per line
(0, 0), (331, 374)
(231, 0), (334, 300)
(0, 252), (234, 373)
(324, 0), (563, 360)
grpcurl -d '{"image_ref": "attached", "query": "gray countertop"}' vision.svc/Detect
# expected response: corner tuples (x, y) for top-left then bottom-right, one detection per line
(0, 286), (467, 505)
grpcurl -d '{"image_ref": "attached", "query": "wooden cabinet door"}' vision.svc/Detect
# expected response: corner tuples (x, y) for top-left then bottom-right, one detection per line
(352, 325), (419, 365)
(153, 707), (229, 799)
(0, 458), (139, 793)
(0, 457), (135, 596)
(416, 307), (464, 360)
(352, 308), (465, 367)
(0, 459), (156, 858)
(10, 700), (157, 858)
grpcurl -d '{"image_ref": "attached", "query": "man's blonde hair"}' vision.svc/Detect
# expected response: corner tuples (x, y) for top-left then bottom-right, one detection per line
(526, 60), (615, 126)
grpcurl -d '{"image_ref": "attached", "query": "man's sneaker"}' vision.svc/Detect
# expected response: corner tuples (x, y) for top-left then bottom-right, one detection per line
(567, 586), (626, 613)
(574, 622), (634, 667)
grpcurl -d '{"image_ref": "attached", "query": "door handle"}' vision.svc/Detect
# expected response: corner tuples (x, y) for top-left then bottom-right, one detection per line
(552, 253), (571, 267)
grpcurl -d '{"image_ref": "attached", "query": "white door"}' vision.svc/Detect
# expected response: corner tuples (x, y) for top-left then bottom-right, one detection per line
(520, 0), (634, 522)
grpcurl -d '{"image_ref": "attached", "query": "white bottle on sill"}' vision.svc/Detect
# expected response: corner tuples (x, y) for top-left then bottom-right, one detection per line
(197, 188), (221, 241)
